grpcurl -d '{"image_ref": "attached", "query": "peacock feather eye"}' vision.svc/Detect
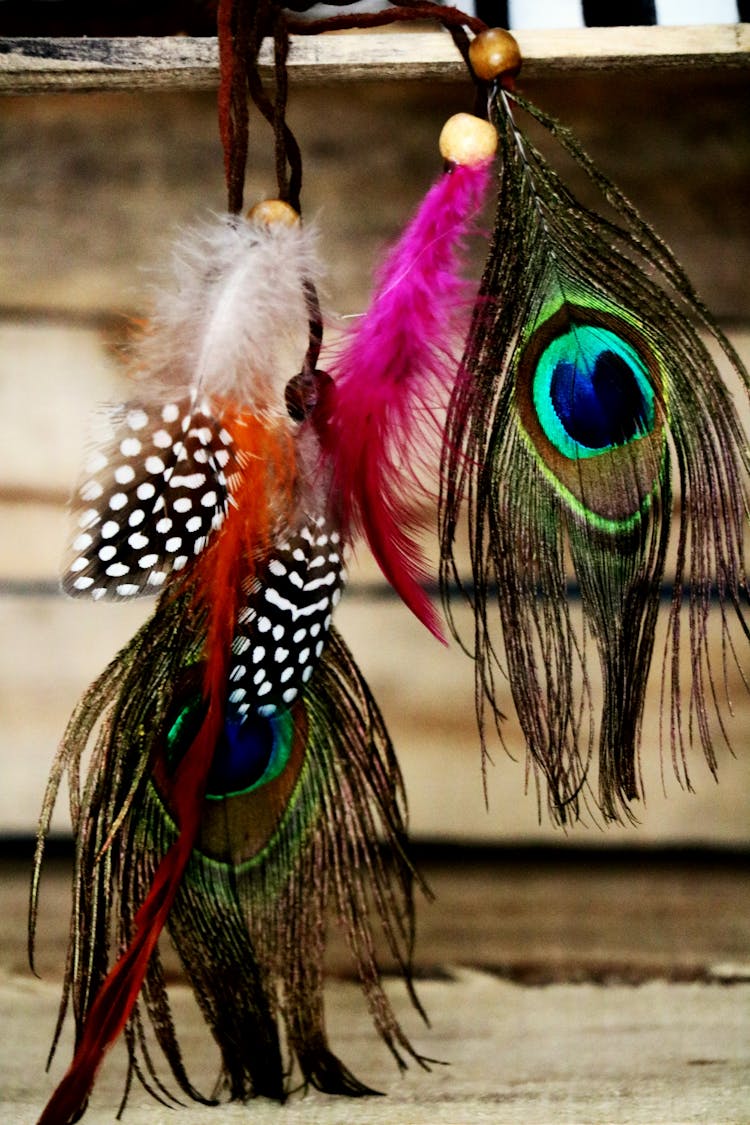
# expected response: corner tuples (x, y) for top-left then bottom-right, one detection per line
(206, 710), (293, 799)
(166, 697), (293, 800)
(515, 302), (665, 530)
(534, 325), (654, 455)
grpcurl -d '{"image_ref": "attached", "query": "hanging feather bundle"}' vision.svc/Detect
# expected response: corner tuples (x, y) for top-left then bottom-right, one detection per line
(31, 206), (425, 1125)
(325, 112), (496, 639)
(440, 29), (750, 822)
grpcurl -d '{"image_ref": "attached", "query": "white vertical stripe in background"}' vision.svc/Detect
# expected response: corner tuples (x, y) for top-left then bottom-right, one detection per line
(509, 0), (585, 28)
(303, 2), (745, 24)
(655, 0), (740, 23)
(303, 1), (480, 13)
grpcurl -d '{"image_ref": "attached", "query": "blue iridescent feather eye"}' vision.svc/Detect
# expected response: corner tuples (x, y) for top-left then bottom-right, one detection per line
(165, 696), (293, 799)
(515, 303), (665, 531)
(207, 711), (293, 799)
(535, 325), (655, 456)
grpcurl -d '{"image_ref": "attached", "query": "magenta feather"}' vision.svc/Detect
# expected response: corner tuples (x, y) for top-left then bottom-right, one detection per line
(325, 159), (492, 639)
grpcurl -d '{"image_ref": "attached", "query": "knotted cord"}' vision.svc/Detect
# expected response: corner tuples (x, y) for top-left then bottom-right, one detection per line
(217, 0), (488, 215)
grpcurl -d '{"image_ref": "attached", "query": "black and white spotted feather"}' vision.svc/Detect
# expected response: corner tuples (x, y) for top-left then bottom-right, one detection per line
(229, 515), (346, 719)
(61, 211), (321, 601)
(63, 392), (237, 598)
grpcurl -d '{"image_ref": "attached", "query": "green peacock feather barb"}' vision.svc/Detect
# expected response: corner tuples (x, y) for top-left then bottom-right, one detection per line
(29, 208), (429, 1125)
(440, 29), (750, 824)
(31, 591), (422, 1111)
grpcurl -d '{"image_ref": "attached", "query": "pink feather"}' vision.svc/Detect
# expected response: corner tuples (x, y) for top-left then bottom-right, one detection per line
(325, 159), (492, 640)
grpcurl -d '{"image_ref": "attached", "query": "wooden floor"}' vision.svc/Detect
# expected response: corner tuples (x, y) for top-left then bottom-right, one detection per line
(3, 849), (750, 1124)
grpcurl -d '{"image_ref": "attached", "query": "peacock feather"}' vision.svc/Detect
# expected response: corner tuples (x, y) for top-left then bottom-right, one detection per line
(31, 594), (420, 1111)
(440, 41), (750, 824)
(31, 210), (426, 1124)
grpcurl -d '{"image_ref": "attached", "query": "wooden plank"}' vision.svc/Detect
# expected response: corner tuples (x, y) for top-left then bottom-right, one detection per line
(2, 76), (748, 319)
(5, 967), (750, 1124)
(11, 854), (750, 982)
(4, 585), (750, 843)
(4, 855), (750, 1122)
(1, 25), (749, 94)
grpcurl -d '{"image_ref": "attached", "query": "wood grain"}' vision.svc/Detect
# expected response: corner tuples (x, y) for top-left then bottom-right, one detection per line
(4, 854), (750, 1123)
(0, 76), (747, 844)
(1, 26), (749, 94)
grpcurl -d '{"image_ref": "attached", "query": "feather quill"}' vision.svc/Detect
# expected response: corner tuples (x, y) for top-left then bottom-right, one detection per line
(440, 51), (750, 823)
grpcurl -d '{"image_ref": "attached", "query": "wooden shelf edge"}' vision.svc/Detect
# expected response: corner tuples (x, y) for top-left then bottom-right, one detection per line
(0, 25), (749, 94)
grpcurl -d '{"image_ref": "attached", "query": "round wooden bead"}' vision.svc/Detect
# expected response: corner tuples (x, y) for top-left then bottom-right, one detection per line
(439, 113), (497, 167)
(469, 28), (522, 83)
(247, 199), (300, 227)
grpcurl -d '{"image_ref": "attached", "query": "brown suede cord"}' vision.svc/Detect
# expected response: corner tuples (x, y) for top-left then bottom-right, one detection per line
(216, 0), (487, 215)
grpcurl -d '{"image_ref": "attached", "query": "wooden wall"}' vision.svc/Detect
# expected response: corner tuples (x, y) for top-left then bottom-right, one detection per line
(1, 65), (748, 844)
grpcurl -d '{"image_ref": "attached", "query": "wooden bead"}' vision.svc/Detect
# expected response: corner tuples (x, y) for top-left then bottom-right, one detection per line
(439, 113), (497, 167)
(247, 199), (300, 227)
(469, 28), (522, 83)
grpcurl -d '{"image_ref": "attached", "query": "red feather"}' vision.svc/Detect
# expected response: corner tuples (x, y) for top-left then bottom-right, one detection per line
(37, 707), (220, 1125)
(38, 412), (294, 1124)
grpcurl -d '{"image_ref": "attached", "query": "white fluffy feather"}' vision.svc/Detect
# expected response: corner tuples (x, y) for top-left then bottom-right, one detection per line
(134, 213), (322, 409)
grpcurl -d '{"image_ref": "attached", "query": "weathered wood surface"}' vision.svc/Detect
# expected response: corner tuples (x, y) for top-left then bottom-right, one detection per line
(7, 976), (750, 1125)
(14, 853), (750, 983)
(1, 25), (750, 94)
(4, 855), (750, 1123)
(6, 974), (750, 1123)
(1, 75), (748, 843)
